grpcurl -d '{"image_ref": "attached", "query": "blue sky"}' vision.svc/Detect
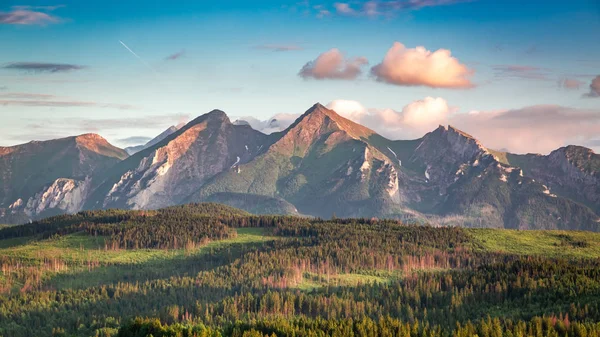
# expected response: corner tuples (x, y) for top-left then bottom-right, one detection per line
(1, 0), (599, 153)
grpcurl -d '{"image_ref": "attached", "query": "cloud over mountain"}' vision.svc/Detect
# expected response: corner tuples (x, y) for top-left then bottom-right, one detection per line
(328, 99), (600, 154)
(3, 114), (190, 145)
(371, 42), (474, 88)
(328, 98), (452, 139)
(233, 113), (300, 134)
(299, 49), (368, 80)
(453, 105), (600, 154)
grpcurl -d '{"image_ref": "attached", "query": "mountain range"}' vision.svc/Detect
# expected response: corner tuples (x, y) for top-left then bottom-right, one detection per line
(2, 103), (599, 231)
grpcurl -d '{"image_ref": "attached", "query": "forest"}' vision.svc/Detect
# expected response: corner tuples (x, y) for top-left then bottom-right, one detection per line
(1, 203), (600, 337)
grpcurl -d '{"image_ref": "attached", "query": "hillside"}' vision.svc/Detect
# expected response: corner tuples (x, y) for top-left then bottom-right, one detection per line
(0, 134), (127, 221)
(504, 146), (600, 214)
(1, 205), (600, 337)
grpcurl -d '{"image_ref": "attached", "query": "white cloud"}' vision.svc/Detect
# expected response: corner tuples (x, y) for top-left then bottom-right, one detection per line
(327, 97), (452, 139)
(233, 113), (300, 134)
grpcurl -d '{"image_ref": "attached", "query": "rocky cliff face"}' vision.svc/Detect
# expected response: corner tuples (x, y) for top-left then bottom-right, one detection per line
(24, 178), (90, 217)
(0, 134), (127, 222)
(408, 125), (496, 194)
(506, 146), (600, 213)
(88, 110), (270, 210)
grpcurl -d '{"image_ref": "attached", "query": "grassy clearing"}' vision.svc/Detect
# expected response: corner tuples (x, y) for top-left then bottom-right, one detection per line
(467, 228), (600, 258)
(0, 228), (275, 263)
(296, 271), (398, 291)
(49, 228), (276, 290)
(0, 227), (278, 291)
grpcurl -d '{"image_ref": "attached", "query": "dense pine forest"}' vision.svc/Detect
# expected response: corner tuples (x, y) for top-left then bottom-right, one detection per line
(1, 203), (600, 337)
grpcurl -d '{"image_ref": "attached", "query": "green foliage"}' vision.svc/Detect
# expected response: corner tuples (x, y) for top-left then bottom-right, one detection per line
(468, 228), (600, 258)
(120, 316), (600, 337)
(1, 205), (600, 337)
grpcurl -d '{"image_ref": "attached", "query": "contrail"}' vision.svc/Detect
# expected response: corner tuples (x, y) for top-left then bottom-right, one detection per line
(119, 40), (155, 72)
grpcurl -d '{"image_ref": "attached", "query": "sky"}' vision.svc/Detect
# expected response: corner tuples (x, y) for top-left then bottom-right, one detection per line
(0, 0), (599, 154)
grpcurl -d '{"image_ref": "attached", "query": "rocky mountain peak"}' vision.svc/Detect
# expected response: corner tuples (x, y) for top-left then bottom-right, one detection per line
(183, 110), (231, 131)
(202, 109), (230, 123)
(75, 133), (106, 141)
(420, 124), (489, 159)
(74, 133), (128, 160)
(304, 102), (333, 115)
(297, 103), (374, 138)
(553, 145), (596, 158)
(548, 145), (599, 176)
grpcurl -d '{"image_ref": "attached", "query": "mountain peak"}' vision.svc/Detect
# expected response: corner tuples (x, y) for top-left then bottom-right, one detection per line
(291, 102), (374, 139)
(75, 134), (128, 159)
(549, 145), (599, 175)
(187, 109), (231, 128)
(303, 102), (337, 118)
(206, 109), (229, 119)
(75, 133), (107, 142)
(556, 145), (596, 155)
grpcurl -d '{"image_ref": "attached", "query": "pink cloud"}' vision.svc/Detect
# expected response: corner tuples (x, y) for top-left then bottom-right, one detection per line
(452, 105), (600, 154)
(299, 49), (368, 80)
(371, 42), (474, 89)
(584, 75), (600, 98)
(334, 3), (357, 15)
(0, 7), (61, 25)
(328, 98), (600, 154)
(558, 78), (584, 90)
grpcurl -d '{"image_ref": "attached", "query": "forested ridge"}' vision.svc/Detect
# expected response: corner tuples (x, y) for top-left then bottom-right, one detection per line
(1, 203), (600, 337)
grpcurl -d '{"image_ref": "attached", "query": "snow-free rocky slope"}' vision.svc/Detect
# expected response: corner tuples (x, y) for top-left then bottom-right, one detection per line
(86, 110), (270, 211)
(2, 103), (599, 230)
(124, 124), (183, 155)
(0, 134), (128, 222)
